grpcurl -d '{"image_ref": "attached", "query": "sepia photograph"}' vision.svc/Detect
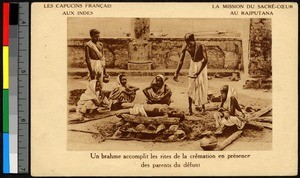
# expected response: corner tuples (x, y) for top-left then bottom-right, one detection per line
(67, 17), (272, 151)
(31, 2), (297, 176)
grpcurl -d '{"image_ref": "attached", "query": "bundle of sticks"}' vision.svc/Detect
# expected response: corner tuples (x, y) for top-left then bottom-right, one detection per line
(245, 106), (272, 130)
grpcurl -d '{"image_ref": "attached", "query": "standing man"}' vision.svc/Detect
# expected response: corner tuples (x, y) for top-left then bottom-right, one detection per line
(173, 33), (208, 115)
(85, 29), (108, 83)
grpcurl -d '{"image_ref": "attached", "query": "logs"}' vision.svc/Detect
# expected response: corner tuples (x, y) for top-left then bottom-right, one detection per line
(248, 106), (272, 121)
(214, 131), (243, 151)
(261, 122), (272, 129)
(246, 121), (264, 130)
(120, 114), (180, 125)
(251, 116), (272, 123)
(245, 107), (272, 130)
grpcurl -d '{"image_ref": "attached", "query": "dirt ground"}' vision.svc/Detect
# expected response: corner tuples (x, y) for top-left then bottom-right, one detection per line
(67, 74), (272, 151)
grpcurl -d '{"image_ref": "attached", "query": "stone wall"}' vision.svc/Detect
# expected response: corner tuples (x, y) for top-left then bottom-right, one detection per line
(68, 37), (243, 70)
(149, 38), (243, 70)
(68, 38), (132, 69)
(248, 18), (272, 77)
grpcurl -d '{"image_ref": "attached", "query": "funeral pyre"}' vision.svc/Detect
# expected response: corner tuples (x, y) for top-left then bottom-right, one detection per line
(110, 105), (194, 142)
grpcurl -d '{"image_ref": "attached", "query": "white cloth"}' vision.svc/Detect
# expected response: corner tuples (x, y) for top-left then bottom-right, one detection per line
(148, 74), (168, 101)
(215, 86), (245, 130)
(222, 86), (238, 110)
(188, 60), (208, 105)
(86, 40), (106, 81)
(129, 104), (148, 117)
(214, 112), (245, 130)
(90, 60), (104, 75)
(86, 40), (105, 60)
(76, 80), (100, 113)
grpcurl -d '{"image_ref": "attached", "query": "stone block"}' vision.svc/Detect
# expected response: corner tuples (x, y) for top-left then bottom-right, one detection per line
(128, 61), (152, 70)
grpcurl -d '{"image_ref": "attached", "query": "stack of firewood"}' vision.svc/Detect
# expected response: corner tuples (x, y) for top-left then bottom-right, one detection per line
(211, 106), (272, 151)
(111, 114), (192, 142)
(246, 106), (272, 130)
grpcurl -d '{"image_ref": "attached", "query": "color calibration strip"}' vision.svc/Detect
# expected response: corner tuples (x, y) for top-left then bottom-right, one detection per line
(9, 2), (19, 174)
(2, 2), (29, 174)
(3, 2), (10, 174)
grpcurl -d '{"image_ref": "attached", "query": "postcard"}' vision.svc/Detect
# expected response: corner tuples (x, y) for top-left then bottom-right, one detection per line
(31, 2), (298, 176)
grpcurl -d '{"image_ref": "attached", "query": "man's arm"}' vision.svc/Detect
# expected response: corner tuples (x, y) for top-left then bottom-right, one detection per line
(143, 87), (152, 100)
(103, 67), (108, 76)
(160, 90), (172, 101)
(230, 96), (245, 117)
(123, 88), (136, 95)
(100, 43), (108, 76)
(218, 98), (226, 112)
(85, 46), (93, 76)
(173, 44), (187, 81)
(128, 85), (140, 91)
(91, 99), (100, 106)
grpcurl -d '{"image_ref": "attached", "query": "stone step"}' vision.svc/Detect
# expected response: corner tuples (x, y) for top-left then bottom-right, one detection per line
(68, 68), (240, 77)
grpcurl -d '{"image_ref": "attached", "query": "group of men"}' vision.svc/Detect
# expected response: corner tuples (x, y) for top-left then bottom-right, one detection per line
(85, 29), (208, 115)
(81, 29), (246, 133)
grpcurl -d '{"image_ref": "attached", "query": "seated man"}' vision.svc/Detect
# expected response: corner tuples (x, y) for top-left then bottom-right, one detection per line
(214, 85), (246, 134)
(109, 74), (139, 110)
(76, 80), (111, 120)
(143, 74), (172, 105)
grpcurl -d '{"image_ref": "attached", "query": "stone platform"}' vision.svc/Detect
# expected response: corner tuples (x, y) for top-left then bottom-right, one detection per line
(127, 60), (152, 70)
(68, 68), (240, 77)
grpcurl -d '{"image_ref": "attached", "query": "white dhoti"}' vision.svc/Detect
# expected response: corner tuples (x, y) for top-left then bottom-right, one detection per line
(76, 100), (98, 114)
(188, 60), (208, 105)
(76, 80), (100, 114)
(214, 112), (245, 130)
(90, 59), (104, 74)
(90, 59), (105, 82)
(214, 87), (245, 130)
(86, 40), (106, 82)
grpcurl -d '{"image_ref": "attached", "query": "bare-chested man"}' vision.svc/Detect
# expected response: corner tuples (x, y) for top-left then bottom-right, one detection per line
(85, 29), (108, 83)
(173, 33), (208, 115)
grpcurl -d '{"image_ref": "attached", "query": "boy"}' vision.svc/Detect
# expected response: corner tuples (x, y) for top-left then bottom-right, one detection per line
(85, 29), (108, 82)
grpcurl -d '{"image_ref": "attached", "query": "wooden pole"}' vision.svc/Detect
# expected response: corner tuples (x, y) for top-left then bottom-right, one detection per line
(260, 122), (272, 129)
(248, 106), (272, 121)
(68, 129), (99, 134)
(214, 131), (243, 151)
(68, 111), (117, 124)
(251, 116), (272, 123)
